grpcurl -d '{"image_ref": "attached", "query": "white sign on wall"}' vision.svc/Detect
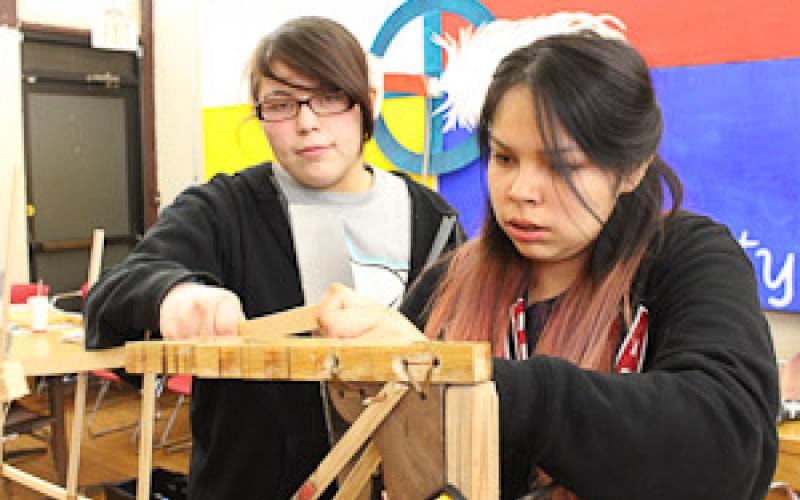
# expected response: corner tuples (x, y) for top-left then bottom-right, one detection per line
(91, 4), (138, 52)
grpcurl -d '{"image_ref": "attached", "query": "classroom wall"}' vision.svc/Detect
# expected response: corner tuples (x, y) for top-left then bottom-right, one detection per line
(1, 1), (797, 358)
(193, 0), (800, 358)
(0, 27), (28, 285)
(152, 0), (202, 207)
(769, 312), (800, 361)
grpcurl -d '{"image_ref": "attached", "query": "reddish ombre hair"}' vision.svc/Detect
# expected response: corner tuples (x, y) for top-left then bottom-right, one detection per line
(423, 32), (683, 373)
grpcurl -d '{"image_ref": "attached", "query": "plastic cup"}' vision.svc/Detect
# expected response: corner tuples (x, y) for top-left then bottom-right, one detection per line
(27, 295), (49, 332)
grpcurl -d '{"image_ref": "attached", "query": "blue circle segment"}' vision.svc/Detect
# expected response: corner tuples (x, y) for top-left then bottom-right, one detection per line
(370, 0), (494, 175)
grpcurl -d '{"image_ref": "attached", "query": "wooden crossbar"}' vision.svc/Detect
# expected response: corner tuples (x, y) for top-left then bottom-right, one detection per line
(125, 337), (498, 500)
(124, 339), (492, 383)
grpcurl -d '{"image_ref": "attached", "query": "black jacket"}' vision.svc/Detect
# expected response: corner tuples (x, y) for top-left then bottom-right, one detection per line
(85, 163), (464, 499)
(400, 212), (779, 500)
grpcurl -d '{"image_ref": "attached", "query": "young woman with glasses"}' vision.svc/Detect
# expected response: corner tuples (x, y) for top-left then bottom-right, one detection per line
(85, 16), (464, 500)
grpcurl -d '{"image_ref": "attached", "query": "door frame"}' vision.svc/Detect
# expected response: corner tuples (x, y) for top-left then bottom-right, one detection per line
(20, 29), (145, 285)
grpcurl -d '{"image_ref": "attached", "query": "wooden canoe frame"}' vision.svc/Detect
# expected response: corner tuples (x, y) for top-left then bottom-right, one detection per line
(1, 335), (498, 500)
(125, 337), (499, 500)
(0, 195), (498, 498)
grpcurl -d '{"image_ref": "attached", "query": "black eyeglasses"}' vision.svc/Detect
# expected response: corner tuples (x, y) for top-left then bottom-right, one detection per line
(255, 91), (355, 122)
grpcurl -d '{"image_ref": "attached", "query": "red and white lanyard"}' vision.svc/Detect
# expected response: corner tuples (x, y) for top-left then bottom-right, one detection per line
(506, 298), (528, 360)
(506, 298), (649, 373)
(613, 304), (649, 374)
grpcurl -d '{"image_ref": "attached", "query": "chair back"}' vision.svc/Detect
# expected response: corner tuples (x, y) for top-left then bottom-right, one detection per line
(166, 375), (192, 396)
(9, 283), (50, 305)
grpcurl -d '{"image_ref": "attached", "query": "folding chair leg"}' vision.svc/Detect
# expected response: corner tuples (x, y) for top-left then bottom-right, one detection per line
(155, 394), (186, 450)
(87, 379), (138, 438)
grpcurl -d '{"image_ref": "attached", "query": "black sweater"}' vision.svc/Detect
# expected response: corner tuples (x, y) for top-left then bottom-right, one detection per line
(84, 163), (464, 500)
(400, 212), (779, 500)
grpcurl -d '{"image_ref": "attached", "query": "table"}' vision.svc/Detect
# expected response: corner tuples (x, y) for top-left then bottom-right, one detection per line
(8, 328), (125, 376)
(4, 310), (125, 499)
(776, 421), (800, 490)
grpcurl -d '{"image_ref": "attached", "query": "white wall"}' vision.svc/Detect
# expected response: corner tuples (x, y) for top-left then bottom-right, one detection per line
(0, 27), (28, 285)
(153, 0), (202, 207)
(18, 0), (138, 30)
(768, 312), (800, 360)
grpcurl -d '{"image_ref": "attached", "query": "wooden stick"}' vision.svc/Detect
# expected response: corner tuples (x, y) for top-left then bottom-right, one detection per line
(0, 159), (23, 492)
(292, 382), (409, 500)
(86, 229), (105, 286)
(65, 229), (104, 498)
(137, 372), (158, 500)
(333, 441), (381, 500)
(239, 305), (319, 340)
(2, 463), (91, 500)
(445, 382), (499, 499)
(66, 372), (88, 498)
(125, 339), (491, 384)
(0, 360), (28, 402)
(1, 164), (21, 366)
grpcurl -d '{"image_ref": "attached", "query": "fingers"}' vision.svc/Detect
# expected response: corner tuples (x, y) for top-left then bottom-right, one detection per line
(320, 283), (381, 313)
(319, 297), (427, 344)
(159, 282), (244, 340)
(213, 295), (245, 337)
(318, 283), (350, 316)
(319, 306), (382, 339)
(158, 280), (421, 344)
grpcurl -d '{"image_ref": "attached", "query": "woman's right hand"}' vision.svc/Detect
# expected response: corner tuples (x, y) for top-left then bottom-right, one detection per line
(318, 283), (426, 343)
(158, 282), (245, 340)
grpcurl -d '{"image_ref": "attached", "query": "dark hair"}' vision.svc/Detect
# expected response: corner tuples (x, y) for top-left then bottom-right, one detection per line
(477, 30), (682, 281)
(426, 31), (684, 374)
(248, 16), (374, 140)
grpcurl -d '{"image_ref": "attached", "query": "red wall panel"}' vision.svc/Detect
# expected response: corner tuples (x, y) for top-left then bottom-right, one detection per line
(443, 0), (800, 67)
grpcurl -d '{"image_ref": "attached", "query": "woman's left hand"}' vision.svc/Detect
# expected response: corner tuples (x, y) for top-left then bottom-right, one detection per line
(318, 283), (426, 343)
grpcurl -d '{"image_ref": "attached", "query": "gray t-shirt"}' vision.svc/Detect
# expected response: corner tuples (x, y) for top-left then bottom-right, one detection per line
(273, 163), (411, 308)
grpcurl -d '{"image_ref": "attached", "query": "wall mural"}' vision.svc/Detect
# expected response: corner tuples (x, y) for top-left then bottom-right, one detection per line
(200, 0), (800, 312)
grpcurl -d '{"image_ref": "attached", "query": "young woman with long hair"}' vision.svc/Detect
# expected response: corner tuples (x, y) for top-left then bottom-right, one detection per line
(319, 30), (778, 500)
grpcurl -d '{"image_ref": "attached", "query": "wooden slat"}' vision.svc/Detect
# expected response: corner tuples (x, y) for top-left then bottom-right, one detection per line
(219, 345), (242, 378)
(11, 332), (126, 376)
(66, 372), (88, 497)
(2, 464), (91, 500)
(125, 342), (144, 374)
(445, 382), (499, 500)
(293, 383), (409, 500)
(143, 342), (164, 373)
(241, 343), (289, 379)
(137, 372), (158, 500)
(86, 229), (104, 285)
(239, 305), (319, 340)
(124, 340), (492, 384)
(194, 343), (221, 379)
(164, 342), (194, 374)
(0, 360), (29, 402)
(333, 442), (381, 500)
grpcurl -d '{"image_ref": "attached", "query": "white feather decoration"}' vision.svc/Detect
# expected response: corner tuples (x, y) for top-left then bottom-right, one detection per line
(428, 12), (628, 132)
